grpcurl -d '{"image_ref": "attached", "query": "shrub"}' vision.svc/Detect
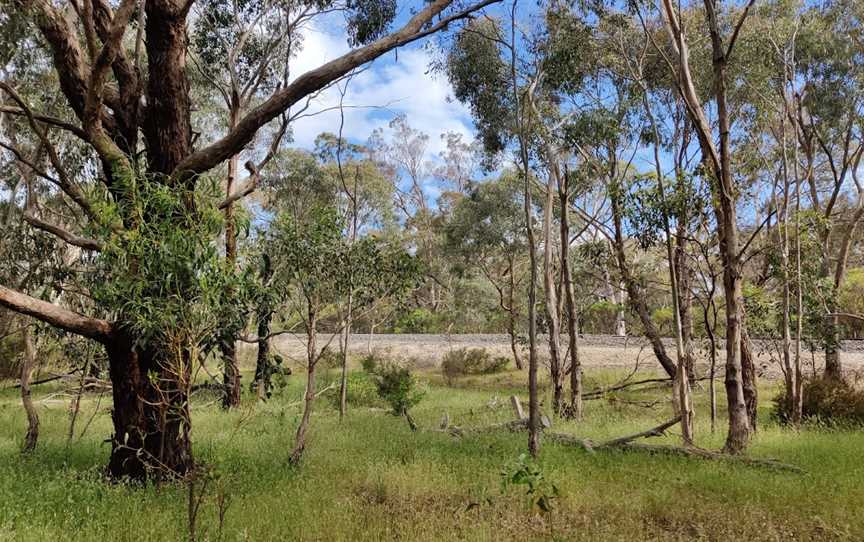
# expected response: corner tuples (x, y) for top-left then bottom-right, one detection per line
(772, 375), (864, 426)
(441, 348), (509, 384)
(369, 361), (425, 431)
(324, 371), (383, 409)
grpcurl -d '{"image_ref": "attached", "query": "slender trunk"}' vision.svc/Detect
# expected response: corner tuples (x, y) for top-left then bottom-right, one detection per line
(615, 281), (627, 336)
(559, 167), (582, 419)
(253, 309), (273, 401)
(507, 260), (524, 370)
(610, 179), (677, 377)
(339, 291), (353, 420)
(106, 332), (193, 479)
(542, 170), (563, 415)
(253, 254), (274, 400)
(220, 107), (241, 409)
(21, 326), (39, 453)
(674, 229), (695, 383)
(740, 326), (758, 431)
(290, 306), (317, 465)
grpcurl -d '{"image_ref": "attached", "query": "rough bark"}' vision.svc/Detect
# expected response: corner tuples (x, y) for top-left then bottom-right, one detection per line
(143, 0), (193, 177)
(221, 145), (241, 409)
(106, 332), (193, 479)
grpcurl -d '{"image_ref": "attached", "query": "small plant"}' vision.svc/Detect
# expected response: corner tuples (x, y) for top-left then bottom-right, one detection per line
(369, 361), (425, 431)
(360, 354), (379, 374)
(324, 372), (383, 409)
(772, 374), (864, 426)
(501, 453), (560, 538)
(441, 347), (509, 385)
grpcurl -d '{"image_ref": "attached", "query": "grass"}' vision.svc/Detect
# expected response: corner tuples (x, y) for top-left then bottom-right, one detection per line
(0, 361), (863, 541)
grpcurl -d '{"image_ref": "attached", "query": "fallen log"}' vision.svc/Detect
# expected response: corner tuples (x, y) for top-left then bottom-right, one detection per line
(441, 414), (804, 473)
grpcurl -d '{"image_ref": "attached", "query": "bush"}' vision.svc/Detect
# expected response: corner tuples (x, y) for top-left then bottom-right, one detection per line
(772, 375), (864, 426)
(324, 372), (383, 409)
(441, 348), (509, 384)
(368, 360), (425, 430)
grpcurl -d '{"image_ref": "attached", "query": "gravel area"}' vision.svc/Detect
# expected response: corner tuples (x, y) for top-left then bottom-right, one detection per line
(263, 333), (864, 379)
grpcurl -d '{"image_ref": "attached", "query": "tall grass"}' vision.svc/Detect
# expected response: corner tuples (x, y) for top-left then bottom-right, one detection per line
(0, 365), (861, 541)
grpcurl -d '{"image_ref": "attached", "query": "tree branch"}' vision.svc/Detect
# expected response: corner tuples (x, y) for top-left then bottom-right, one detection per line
(0, 285), (113, 342)
(23, 211), (103, 251)
(173, 0), (501, 181)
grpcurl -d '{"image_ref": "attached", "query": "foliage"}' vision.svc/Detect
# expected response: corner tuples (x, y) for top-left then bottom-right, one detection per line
(441, 347), (509, 385)
(90, 176), (248, 356)
(324, 371), (382, 409)
(773, 375), (864, 427)
(500, 453), (560, 519)
(367, 360), (425, 420)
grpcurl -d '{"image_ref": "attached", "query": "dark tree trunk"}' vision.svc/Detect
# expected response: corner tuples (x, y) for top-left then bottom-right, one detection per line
(143, 0), (192, 177)
(253, 311), (273, 400)
(106, 332), (193, 480)
(253, 254), (274, 400)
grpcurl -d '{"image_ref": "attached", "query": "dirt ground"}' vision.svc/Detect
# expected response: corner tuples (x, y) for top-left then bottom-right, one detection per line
(262, 333), (864, 380)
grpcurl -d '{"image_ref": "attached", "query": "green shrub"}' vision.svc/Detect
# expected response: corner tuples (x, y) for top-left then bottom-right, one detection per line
(324, 372), (383, 409)
(441, 348), (509, 384)
(360, 353), (379, 374)
(772, 375), (864, 426)
(368, 361), (425, 431)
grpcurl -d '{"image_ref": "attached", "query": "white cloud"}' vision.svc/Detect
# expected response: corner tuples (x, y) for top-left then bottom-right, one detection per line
(286, 24), (475, 161)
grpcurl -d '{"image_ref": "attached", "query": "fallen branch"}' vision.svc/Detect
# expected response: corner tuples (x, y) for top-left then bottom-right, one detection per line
(611, 443), (805, 473)
(12, 368), (81, 388)
(600, 416), (682, 447)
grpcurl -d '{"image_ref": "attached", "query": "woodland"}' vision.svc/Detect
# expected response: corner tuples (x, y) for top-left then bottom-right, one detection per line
(1, 0), (864, 539)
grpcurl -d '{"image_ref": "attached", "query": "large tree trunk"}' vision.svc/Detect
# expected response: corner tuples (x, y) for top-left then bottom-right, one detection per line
(106, 333), (193, 479)
(21, 326), (39, 453)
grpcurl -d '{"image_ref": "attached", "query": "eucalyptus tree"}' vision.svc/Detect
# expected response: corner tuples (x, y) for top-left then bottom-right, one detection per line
(189, 0), (297, 408)
(446, 10), (543, 453)
(646, 0), (762, 452)
(790, 0), (864, 379)
(0, 0), (501, 479)
(446, 172), (527, 369)
(267, 206), (419, 464)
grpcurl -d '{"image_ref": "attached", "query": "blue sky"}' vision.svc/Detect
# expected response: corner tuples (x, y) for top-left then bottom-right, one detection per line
(285, 6), (483, 163)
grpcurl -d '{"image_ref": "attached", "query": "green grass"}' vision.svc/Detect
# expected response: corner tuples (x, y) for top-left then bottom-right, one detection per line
(0, 364), (862, 541)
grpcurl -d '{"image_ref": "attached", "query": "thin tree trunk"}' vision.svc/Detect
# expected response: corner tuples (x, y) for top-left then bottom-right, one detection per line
(510, 4), (540, 456)
(290, 306), (318, 465)
(21, 325), (39, 453)
(507, 256), (524, 370)
(339, 291), (353, 420)
(220, 106), (241, 409)
(610, 177), (677, 378)
(253, 254), (274, 400)
(542, 167), (564, 415)
(559, 167), (582, 419)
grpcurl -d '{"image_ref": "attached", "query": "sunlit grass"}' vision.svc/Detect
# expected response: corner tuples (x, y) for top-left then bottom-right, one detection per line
(0, 363), (862, 541)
